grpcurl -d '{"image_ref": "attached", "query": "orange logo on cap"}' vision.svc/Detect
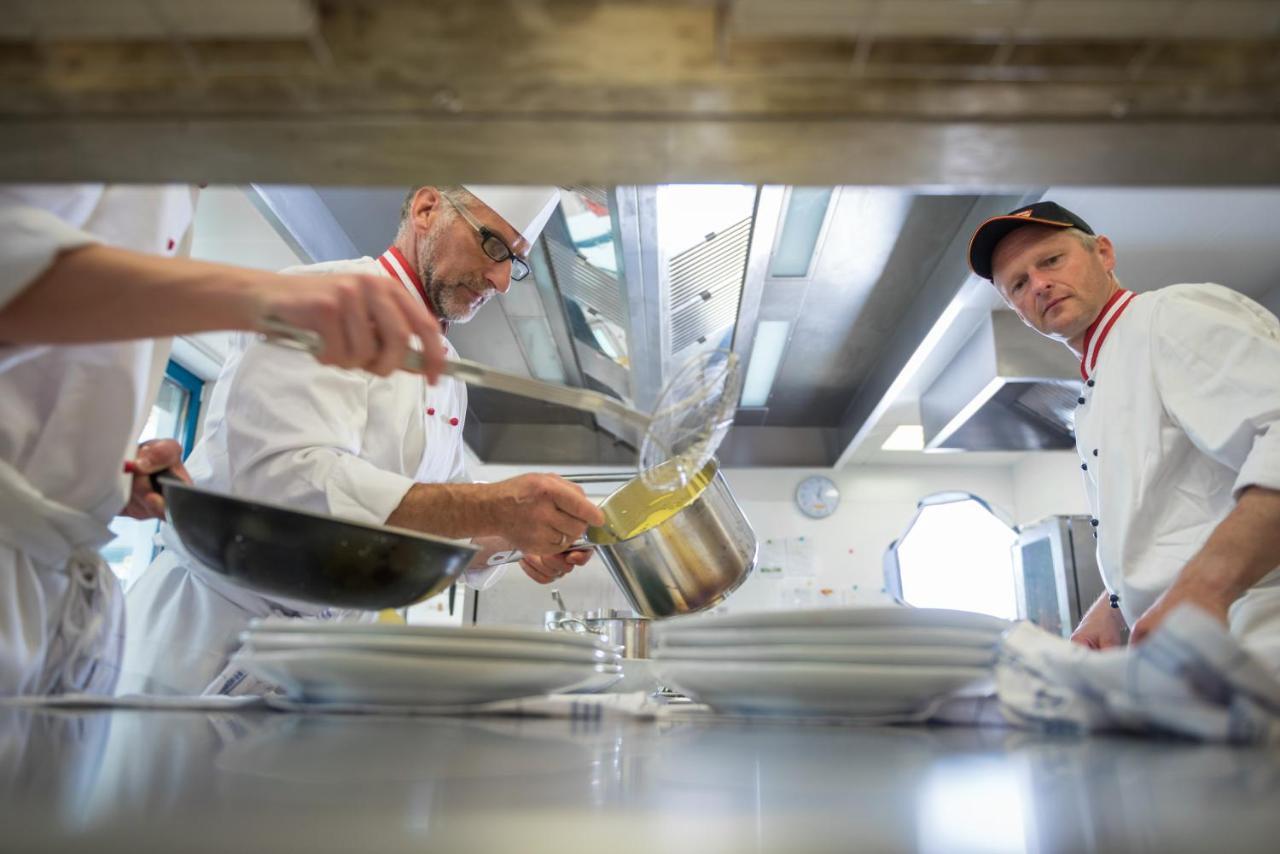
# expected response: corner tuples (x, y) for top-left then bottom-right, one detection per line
(1013, 210), (1033, 217)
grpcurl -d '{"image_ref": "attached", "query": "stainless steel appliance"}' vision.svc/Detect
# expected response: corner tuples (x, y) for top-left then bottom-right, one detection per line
(1013, 515), (1106, 638)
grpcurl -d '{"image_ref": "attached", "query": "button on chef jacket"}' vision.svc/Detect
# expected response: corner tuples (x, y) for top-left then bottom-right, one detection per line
(1072, 283), (1280, 670)
(0, 185), (197, 696)
(119, 253), (479, 696)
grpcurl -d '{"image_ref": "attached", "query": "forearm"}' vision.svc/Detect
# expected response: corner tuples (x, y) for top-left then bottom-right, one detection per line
(1175, 486), (1280, 604)
(0, 244), (272, 343)
(385, 481), (499, 541)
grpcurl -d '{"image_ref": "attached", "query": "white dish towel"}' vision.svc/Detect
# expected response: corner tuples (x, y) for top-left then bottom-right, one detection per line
(990, 604), (1280, 743)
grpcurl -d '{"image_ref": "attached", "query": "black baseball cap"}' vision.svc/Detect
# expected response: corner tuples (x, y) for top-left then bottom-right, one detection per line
(967, 201), (1094, 281)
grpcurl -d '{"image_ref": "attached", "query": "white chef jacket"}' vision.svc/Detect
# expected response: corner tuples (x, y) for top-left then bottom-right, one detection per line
(119, 252), (476, 696)
(1073, 283), (1280, 667)
(0, 184), (197, 696)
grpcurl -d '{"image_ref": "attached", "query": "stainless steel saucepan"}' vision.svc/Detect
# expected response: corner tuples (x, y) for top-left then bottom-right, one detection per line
(488, 460), (758, 619)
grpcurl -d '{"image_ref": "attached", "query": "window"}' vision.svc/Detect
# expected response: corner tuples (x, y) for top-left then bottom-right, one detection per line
(100, 360), (203, 584)
(883, 492), (1019, 620)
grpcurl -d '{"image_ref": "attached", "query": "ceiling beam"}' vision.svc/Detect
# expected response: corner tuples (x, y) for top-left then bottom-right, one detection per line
(3, 118), (1278, 186)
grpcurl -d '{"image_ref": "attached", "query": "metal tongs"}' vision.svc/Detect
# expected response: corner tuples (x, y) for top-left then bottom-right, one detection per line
(262, 316), (652, 430)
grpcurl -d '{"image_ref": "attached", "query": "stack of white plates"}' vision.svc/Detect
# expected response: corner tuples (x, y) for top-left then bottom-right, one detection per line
(653, 607), (1010, 718)
(237, 619), (621, 706)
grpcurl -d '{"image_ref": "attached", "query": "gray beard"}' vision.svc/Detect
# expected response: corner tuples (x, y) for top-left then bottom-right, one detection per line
(414, 230), (492, 324)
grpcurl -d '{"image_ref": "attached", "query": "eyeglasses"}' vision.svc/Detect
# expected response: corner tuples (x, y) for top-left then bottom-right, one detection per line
(444, 195), (531, 282)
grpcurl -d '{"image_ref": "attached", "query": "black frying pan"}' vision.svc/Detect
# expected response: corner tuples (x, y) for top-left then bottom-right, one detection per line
(151, 475), (478, 610)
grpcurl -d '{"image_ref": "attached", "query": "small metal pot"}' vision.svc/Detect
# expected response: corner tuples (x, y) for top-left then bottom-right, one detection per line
(591, 460), (757, 619)
(582, 609), (651, 658)
(545, 608), (651, 658)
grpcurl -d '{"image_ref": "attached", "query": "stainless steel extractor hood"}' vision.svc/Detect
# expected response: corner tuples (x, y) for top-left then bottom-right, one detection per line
(920, 311), (1082, 452)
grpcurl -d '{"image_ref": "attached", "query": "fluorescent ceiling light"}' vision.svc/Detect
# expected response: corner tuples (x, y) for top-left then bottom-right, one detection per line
(740, 320), (791, 407)
(769, 187), (833, 278)
(881, 424), (925, 451)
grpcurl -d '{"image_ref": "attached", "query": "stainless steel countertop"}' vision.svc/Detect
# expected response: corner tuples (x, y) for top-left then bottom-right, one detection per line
(3, 707), (1279, 853)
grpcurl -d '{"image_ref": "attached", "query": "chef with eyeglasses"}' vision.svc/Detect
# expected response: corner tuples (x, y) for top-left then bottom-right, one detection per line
(120, 185), (604, 696)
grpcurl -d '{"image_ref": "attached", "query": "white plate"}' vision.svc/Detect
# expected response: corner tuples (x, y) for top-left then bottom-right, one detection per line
(242, 632), (618, 665)
(660, 606), (1010, 635)
(247, 619), (610, 653)
(652, 658), (990, 717)
(656, 626), (1004, 650)
(238, 649), (618, 706)
(655, 643), (994, 668)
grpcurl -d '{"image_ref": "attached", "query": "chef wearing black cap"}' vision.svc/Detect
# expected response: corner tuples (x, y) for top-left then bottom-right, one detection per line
(968, 202), (1280, 669)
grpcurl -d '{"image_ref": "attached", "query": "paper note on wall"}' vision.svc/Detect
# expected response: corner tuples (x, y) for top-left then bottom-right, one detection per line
(786, 536), (816, 578)
(758, 538), (786, 576)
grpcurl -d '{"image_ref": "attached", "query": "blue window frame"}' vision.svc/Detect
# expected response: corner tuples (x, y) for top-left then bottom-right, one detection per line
(165, 359), (204, 456)
(101, 359), (205, 582)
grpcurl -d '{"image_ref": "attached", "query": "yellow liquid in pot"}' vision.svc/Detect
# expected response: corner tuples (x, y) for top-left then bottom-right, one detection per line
(589, 461), (715, 544)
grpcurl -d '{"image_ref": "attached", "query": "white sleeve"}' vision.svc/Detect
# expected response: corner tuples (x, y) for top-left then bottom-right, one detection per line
(1151, 285), (1280, 498)
(0, 197), (101, 309)
(219, 340), (417, 525)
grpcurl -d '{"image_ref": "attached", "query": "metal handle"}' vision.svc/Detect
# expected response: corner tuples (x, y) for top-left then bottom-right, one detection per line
(261, 316), (652, 429)
(474, 539), (596, 570)
(559, 473), (637, 484)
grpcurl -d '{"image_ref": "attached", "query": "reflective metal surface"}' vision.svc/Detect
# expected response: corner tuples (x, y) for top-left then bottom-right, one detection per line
(548, 609), (653, 659)
(581, 610), (651, 659)
(920, 311), (1082, 452)
(4, 706), (1280, 854)
(591, 460), (758, 619)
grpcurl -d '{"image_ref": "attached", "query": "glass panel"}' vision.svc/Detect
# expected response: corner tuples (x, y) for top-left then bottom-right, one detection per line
(561, 187), (618, 275)
(510, 316), (568, 384)
(894, 496), (1018, 619)
(548, 188), (631, 372)
(769, 187), (833, 278)
(101, 375), (192, 585)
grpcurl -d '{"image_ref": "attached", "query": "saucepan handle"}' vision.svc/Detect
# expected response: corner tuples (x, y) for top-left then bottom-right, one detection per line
(472, 540), (596, 570)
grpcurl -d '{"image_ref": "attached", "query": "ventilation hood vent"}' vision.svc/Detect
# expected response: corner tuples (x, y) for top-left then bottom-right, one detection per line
(920, 311), (1082, 452)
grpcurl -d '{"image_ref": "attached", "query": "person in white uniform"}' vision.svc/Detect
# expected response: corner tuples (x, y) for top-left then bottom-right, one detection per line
(120, 184), (605, 696)
(0, 185), (446, 697)
(967, 201), (1280, 667)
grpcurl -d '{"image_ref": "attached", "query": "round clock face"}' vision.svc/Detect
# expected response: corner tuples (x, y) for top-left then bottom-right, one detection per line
(795, 475), (840, 519)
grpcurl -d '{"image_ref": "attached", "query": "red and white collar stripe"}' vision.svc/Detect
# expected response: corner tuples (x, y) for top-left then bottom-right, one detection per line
(1079, 288), (1136, 380)
(378, 246), (447, 333)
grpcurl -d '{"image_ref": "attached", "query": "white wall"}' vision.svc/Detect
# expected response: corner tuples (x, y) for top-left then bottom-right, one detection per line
(469, 461), (1019, 627)
(1010, 451), (1090, 527)
(172, 186), (308, 383)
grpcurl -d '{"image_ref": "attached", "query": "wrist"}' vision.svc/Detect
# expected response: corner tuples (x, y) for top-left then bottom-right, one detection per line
(451, 483), (503, 539)
(224, 267), (274, 331)
(1173, 557), (1247, 608)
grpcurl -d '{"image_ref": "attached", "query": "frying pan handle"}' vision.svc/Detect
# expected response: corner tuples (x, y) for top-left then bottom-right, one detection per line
(148, 468), (187, 495)
(123, 461), (178, 496)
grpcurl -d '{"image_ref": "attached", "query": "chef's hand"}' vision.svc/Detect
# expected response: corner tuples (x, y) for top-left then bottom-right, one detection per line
(255, 271), (446, 381)
(1069, 591), (1129, 650)
(121, 439), (190, 520)
(484, 474), (605, 557)
(520, 550), (594, 585)
(1130, 569), (1232, 646)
